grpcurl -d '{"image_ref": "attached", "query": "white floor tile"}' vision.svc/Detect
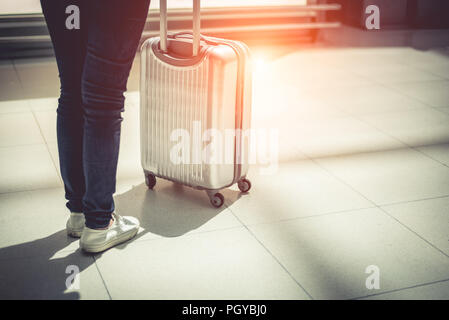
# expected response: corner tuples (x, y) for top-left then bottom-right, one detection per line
(1, 46), (449, 300)
(437, 107), (449, 115)
(417, 143), (449, 166)
(29, 97), (59, 111)
(114, 178), (243, 242)
(398, 48), (449, 68)
(0, 62), (23, 101)
(223, 161), (372, 225)
(94, 227), (310, 299)
(0, 99), (31, 114)
(286, 116), (405, 158)
(13, 57), (58, 87)
(390, 80), (449, 108)
(34, 110), (57, 143)
(313, 85), (428, 116)
(124, 91), (140, 109)
(0, 250), (109, 300)
(317, 47), (416, 70)
(252, 83), (348, 121)
(382, 196), (449, 256)
(0, 144), (61, 193)
(360, 280), (449, 300)
(249, 208), (449, 300)
(0, 84), (24, 101)
(351, 63), (443, 85)
(0, 188), (79, 260)
(47, 142), (61, 175)
(250, 105), (314, 163)
(0, 112), (44, 147)
(22, 83), (60, 100)
(317, 148), (449, 205)
(271, 57), (375, 92)
(14, 58), (60, 99)
(359, 108), (449, 147)
(415, 63), (449, 80)
(118, 102), (142, 180)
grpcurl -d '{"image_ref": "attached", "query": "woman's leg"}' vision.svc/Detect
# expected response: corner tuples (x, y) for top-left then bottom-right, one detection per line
(81, 0), (151, 229)
(40, 0), (88, 214)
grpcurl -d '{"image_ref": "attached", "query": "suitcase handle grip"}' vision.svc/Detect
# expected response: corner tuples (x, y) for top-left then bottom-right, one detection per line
(160, 0), (201, 57)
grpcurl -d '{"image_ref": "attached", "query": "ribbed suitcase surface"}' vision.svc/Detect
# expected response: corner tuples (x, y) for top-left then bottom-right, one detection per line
(139, 0), (252, 208)
(141, 39), (210, 186)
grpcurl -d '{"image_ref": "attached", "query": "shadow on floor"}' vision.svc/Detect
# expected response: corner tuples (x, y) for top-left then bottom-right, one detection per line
(0, 180), (241, 299)
(0, 231), (89, 299)
(113, 181), (240, 239)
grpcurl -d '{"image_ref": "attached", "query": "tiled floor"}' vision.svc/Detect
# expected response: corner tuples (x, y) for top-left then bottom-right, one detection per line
(1, 44), (449, 299)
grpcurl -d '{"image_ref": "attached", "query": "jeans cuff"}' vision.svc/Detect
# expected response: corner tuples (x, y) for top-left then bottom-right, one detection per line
(66, 200), (83, 214)
(84, 212), (112, 229)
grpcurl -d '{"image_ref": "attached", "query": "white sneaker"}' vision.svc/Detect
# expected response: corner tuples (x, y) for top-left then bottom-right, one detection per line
(66, 212), (85, 238)
(80, 213), (139, 253)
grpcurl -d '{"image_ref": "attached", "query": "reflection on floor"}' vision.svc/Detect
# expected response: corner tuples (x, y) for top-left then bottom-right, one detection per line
(1, 44), (449, 299)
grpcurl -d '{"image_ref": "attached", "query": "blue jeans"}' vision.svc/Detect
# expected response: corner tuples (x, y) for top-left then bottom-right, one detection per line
(41, 0), (151, 228)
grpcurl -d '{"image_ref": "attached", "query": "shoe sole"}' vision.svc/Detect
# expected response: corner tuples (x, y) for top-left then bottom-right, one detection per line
(67, 228), (83, 238)
(80, 228), (139, 253)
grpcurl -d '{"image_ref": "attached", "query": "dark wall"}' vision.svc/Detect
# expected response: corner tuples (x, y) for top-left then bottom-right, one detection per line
(331, 0), (449, 29)
(407, 0), (449, 29)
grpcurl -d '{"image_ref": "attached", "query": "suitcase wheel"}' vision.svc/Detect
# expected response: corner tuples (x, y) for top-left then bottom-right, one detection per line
(210, 192), (224, 208)
(144, 172), (157, 189)
(237, 178), (251, 193)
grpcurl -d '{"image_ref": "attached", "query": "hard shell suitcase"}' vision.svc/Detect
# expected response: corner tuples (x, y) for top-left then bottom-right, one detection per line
(140, 0), (252, 208)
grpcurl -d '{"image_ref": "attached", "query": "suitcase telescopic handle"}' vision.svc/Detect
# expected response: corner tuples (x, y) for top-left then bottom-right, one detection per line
(159, 0), (201, 56)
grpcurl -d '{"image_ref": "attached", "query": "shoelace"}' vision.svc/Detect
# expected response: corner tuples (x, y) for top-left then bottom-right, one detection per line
(112, 212), (125, 226)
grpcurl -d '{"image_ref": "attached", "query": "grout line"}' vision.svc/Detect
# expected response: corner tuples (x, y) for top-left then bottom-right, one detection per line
(225, 203), (314, 300)
(30, 108), (63, 182)
(0, 175), (146, 196)
(368, 77), (449, 115)
(226, 204), (377, 227)
(10, 58), (61, 183)
(0, 107), (57, 116)
(0, 141), (49, 149)
(129, 224), (249, 245)
(92, 255), (113, 300)
(302, 149), (449, 260)
(301, 145), (410, 162)
(0, 175), (141, 195)
(409, 65), (449, 82)
(0, 185), (64, 196)
(225, 193), (449, 229)
(224, 194), (449, 226)
(312, 71), (449, 171)
(0, 247), (78, 263)
(287, 79), (449, 260)
(339, 57), (449, 115)
(11, 59), (23, 88)
(343, 99), (449, 170)
(411, 146), (449, 169)
(381, 209), (449, 259)
(0, 206), (247, 264)
(351, 277), (449, 300)
(380, 194), (449, 208)
(0, 185), (63, 196)
(0, 109), (33, 116)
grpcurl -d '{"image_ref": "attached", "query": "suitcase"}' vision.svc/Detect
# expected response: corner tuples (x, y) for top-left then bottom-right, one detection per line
(140, 0), (252, 208)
